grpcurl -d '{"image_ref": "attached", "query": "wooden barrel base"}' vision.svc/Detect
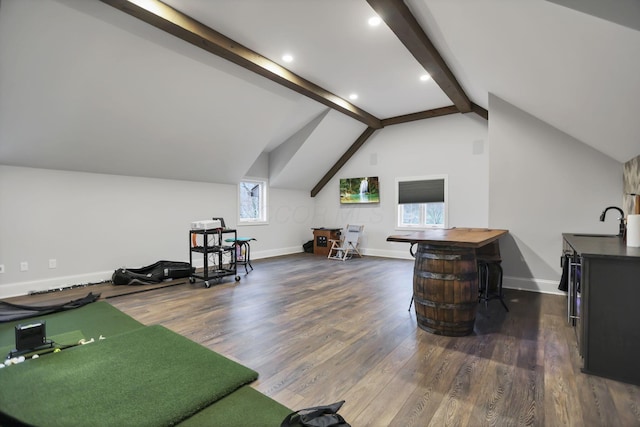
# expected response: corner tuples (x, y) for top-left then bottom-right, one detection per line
(414, 297), (477, 336)
(413, 244), (478, 336)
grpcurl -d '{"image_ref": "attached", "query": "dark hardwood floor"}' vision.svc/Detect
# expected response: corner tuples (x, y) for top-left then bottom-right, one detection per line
(5, 254), (640, 426)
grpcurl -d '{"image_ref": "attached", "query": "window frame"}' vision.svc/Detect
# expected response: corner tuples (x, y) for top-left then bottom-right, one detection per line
(395, 175), (448, 230)
(238, 177), (268, 225)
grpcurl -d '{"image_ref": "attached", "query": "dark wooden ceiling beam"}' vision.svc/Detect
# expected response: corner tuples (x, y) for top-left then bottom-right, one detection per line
(381, 105), (459, 126)
(311, 127), (378, 197)
(471, 103), (489, 120)
(366, 0), (472, 113)
(99, 0), (383, 130)
(310, 102), (487, 195)
(101, 0), (486, 197)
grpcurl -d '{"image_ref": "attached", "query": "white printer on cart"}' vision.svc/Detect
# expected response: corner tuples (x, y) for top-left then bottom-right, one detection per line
(190, 219), (222, 230)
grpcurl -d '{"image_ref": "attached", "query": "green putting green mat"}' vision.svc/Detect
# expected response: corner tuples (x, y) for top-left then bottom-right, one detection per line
(177, 385), (292, 427)
(0, 301), (145, 351)
(0, 324), (259, 427)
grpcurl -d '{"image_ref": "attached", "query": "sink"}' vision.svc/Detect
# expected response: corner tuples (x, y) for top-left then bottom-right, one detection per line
(572, 233), (619, 238)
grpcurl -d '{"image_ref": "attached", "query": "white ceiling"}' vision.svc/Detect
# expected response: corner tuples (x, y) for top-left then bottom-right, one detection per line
(1, 0), (638, 191)
(161, 0), (454, 119)
(410, 0), (640, 163)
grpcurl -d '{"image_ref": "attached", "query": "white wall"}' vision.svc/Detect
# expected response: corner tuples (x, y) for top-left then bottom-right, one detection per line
(489, 95), (623, 294)
(313, 113), (490, 259)
(1, 99), (625, 299)
(0, 165), (314, 298)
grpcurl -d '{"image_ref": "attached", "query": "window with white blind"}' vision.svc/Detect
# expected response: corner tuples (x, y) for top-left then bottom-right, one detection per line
(396, 175), (448, 229)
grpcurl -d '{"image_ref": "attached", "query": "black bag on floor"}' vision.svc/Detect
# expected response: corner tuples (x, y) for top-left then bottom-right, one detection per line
(111, 261), (194, 286)
(558, 254), (569, 291)
(303, 240), (314, 253)
(281, 401), (350, 427)
(0, 292), (100, 323)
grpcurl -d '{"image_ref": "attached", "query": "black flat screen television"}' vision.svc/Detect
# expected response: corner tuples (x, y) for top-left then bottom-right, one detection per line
(339, 176), (380, 204)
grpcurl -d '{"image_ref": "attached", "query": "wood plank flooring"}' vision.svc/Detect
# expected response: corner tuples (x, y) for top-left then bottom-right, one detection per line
(5, 254), (640, 426)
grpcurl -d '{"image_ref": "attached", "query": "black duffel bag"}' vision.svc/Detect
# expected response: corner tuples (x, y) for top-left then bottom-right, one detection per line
(281, 401), (350, 427)
(112, 260), (193, 285)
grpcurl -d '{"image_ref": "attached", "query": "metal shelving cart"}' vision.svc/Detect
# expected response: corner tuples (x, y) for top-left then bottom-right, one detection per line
(189, 228), (240, 288)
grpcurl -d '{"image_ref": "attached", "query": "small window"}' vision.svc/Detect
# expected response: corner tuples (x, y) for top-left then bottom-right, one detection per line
(239, 178), (268, 224)
(396, 176), (447, 229)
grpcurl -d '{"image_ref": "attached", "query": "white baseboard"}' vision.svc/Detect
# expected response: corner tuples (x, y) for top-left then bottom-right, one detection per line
(0, 248), (303, 299)
(503, 275), (564, 295)
(364, 248), (414, 260)
(0, 271), (113, 299)
(0, 250), (564, 299)
(251, 246), (303, 259)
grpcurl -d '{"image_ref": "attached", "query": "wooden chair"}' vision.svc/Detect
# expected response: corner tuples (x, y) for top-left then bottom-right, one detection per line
(327, 225), (364, 260)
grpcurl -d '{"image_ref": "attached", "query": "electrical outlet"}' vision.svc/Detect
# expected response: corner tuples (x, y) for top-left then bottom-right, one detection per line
(49, 259), (57, 269)
(0, 264), (5, 274)
(20, 261), (28, 272)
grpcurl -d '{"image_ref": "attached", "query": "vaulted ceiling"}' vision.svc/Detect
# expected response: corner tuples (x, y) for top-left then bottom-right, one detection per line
(1, 0), (639, 193)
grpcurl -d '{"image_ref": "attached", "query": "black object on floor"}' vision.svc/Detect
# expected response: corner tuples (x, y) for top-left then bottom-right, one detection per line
(0, 292), (100, 323)
(111, 260), (194, 285)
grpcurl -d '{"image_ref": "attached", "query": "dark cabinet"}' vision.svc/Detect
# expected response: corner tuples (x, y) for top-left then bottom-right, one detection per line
(581, 256), (640, 384)
(563, 234), (640, 385)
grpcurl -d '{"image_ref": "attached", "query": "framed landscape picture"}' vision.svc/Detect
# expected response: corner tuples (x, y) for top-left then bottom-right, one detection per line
(340, 176), (380, 204)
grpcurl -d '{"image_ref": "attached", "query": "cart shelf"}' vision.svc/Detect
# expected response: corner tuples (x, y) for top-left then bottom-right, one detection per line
(189, 228), (240, 288)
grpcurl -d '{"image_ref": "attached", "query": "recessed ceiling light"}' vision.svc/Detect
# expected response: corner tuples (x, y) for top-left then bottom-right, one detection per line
(282, 54), (293, 63)
(420, 74), (431, 82)
(368, 16), (382, 26)
(349, 93), (358, 100)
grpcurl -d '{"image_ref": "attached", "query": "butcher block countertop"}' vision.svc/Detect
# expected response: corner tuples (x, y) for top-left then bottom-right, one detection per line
(387, 228), (508, 248)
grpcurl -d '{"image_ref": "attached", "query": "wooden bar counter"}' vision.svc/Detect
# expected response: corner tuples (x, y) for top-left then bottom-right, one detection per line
(387, 228), (508, 336)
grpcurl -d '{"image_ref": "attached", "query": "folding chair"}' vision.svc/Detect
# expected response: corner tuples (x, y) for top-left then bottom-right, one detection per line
(327, 225), (364, 260)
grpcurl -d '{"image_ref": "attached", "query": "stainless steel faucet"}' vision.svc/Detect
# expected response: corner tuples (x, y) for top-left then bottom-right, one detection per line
(599, 206), (625, 236)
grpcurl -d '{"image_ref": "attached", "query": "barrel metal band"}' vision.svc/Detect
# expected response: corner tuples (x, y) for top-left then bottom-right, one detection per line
(417, 251), (475, 261)
(416, 313), (475, 329)
(415, 271), (478, 281)
(414, 296), (477, 310)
